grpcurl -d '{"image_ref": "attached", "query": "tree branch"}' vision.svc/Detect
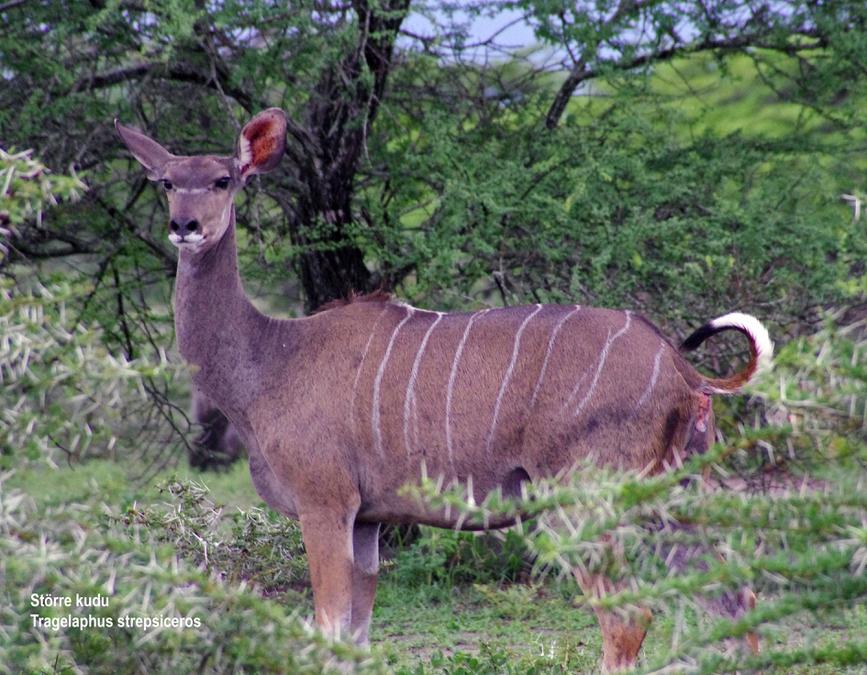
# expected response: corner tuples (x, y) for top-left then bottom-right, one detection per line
(545, 30), (827, 129)
(90, 194), (178, 276)
(69, 62), (254, 111)
(0, 0), (27, 11)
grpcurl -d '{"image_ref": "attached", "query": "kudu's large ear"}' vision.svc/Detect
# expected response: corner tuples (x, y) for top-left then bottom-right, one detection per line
(114, 120), (174, 179)
(237, 108), (286, 181)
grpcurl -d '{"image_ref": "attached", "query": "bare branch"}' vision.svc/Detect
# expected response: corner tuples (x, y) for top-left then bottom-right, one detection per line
(68, 62), (254, 111)
(0, 0), (27, 11)
(545, 30), (827, 129)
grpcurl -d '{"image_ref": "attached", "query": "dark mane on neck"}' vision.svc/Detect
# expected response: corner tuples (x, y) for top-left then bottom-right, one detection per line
(314, 289), (393, 314)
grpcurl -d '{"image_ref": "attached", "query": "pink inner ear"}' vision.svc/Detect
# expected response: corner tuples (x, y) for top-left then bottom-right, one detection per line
(242, 118), (276, 171)
(253, 135), (276, 165)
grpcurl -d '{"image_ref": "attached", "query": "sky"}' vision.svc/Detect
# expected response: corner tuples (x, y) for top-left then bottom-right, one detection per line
(401, 5), (542, 56)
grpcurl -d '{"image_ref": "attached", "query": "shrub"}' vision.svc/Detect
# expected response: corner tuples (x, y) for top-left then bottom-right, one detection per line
(121, 478), (308, 594)
(408, 317), (867, 672)
(0, 473), (383, 673)
(0, 279), (188, 473)
(390, 527), (532, 588)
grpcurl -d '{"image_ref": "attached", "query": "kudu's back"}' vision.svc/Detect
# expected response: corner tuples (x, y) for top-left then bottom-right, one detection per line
(303, 298), (769, 527)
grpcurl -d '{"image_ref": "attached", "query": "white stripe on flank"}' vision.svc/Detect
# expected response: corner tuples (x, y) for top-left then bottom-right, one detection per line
(561, 371), (589, 413)
(349, 307), (389, 435)
(446, 309), (491, 463)
(636, 342), (665, 409)
(709, 312), (774, 373)
(372, 307), (415, 457)
(486, 304), (544, 454)
(397, 302), (440, 315)
(529, 304), (581, 410)
(403, 312), (444, 456)
(574, 311), (632, 417)
(411, 392), (421, 451)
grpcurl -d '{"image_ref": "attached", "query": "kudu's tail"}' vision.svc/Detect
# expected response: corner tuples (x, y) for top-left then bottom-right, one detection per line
(680, 312), (773, 395)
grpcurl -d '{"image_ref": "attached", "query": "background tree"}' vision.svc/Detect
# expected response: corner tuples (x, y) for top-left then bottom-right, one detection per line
(1, 0), (865, 460)
(1, 1), (866, 671)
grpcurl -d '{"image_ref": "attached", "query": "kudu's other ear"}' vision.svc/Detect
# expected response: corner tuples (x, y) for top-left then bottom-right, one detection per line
(114, 120), (174, 179)
(237, 108), (286, 181)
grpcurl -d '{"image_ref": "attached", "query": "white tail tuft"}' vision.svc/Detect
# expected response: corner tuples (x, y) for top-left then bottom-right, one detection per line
(709, 312), (774, 374)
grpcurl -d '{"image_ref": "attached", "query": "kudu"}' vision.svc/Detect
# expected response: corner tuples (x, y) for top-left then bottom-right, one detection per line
(189, 387), (245, 468)
(117, 109), (773, 671)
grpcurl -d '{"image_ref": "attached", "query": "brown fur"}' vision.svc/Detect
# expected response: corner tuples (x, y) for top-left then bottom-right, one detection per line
(315, 289), (393, 314)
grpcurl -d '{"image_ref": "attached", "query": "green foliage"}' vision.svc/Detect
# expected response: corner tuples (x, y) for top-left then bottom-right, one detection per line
(370, 93), (864, 331)
(408, 319), (867, 672)
(390, 527), (532, 588)
(0, 473), (383, 674)
(0, 147), (190, 472)
(761, 314), (867, 449)
(0, 278), (187, 470)
(121, 478), (309, 593)
(0, 147), (86, 261)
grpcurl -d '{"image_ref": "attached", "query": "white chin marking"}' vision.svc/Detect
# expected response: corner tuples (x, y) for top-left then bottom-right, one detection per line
(710, 312), (774, 371)
(169, 233), (206, 248)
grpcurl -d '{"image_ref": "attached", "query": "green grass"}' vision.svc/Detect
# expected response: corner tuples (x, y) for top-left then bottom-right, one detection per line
(7, 458), (133, 508)
(5, 459), (866, 674)
(375, 581), (600, 673)
(5, 457), (259, 511)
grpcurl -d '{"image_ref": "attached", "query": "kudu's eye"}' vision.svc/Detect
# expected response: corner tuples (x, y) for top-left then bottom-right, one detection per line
(214, 177), (231, 190)
(161, 179), (173, 191)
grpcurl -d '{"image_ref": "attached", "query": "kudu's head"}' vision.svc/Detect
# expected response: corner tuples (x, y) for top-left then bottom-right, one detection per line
(115, 109), (286, 253)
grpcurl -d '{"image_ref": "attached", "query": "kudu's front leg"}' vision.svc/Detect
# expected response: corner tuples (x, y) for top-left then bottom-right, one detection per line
(351, 522), (381, 645)
(299, 506), (358, 640)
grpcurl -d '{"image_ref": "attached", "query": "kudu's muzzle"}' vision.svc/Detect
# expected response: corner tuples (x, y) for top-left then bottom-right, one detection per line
(169, 216), (200, 240)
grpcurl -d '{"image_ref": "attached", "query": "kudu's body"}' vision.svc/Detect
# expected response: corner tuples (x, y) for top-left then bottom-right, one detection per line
(117, 110), (772, 671)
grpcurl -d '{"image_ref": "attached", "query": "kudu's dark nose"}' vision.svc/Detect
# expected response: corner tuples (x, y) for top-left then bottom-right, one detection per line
(170, 218), (200, 238)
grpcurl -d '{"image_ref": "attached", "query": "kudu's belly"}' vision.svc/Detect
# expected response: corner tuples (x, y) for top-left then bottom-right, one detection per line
(353, 389), (701, 530)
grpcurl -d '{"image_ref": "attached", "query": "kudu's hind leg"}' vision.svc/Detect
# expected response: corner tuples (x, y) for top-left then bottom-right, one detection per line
(574, 570), (652, 672)
(739, 589), (760, 659)
(666, 525), (760, 660)
(350, 522), (381, 645)
(704, 586), (760, 661)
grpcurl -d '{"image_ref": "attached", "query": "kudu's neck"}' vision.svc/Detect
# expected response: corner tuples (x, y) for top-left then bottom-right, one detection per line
(174, 206), (276, 417)
(176, 209), (244, 297)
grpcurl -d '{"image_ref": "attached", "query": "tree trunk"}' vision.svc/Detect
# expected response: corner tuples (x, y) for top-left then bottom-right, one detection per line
(282, 0), (410, 311)
(194, 0), (408, 467)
